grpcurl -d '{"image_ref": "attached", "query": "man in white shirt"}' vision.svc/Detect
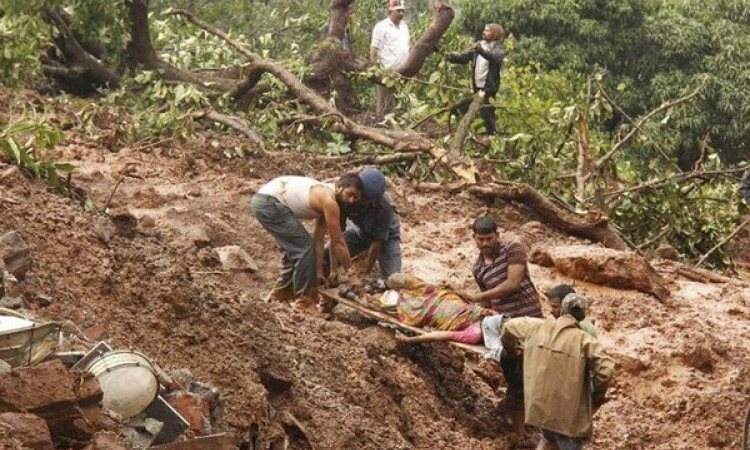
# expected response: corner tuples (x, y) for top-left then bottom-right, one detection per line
(447, 23), (506, 135)
(370, 0), (410, 119)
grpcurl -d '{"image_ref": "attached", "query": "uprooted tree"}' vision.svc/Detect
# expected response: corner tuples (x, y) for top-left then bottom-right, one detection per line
(2, 0), (747, 267)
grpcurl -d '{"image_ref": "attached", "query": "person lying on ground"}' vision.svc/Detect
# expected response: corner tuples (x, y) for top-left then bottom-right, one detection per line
(250, 174), (362, 315)
(398, 286), (598, 448)
(358, 273), (498, 334)
(394, 287), (597, 345)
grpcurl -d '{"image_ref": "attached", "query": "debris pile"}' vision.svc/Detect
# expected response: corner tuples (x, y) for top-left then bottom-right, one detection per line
(0, 232), (239, 450)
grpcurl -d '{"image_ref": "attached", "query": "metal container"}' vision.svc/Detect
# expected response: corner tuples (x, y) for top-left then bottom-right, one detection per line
(83, 349), (159, 418)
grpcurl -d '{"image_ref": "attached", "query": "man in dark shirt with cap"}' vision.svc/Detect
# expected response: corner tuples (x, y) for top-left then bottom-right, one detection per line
(326, 168), (402, 280)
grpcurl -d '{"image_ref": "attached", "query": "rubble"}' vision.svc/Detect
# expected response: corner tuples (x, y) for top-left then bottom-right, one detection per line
(150, 433), (238, 450)
(0, 231), (33, 279)
(0, 412), (53, 450)
(215, 245), (258, 272)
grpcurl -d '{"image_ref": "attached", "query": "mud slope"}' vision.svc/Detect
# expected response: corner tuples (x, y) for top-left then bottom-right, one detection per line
(1, 93), (749, 449)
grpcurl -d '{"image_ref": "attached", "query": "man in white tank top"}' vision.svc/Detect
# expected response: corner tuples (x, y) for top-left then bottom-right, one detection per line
(251, 173), (363, 313)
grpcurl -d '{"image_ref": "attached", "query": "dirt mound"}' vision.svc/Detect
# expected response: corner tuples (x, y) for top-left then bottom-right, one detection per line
(1, 89), (750, 449)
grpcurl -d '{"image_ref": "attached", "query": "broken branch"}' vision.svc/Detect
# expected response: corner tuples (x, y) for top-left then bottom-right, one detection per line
(695, 216), (750, 268)
(596, 82), (704, 168)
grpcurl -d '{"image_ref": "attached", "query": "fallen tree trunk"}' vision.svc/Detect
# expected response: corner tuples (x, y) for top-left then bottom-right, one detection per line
(417, 181), (630, 250)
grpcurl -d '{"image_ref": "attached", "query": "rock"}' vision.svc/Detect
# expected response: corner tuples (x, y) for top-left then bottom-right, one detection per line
(29, 293), (53, 307)
(1, 269), (22, 297)
(165, 392), (205, 434)
(184, 226), (211, 248)
(215, 246), (258, 273)
(654, 244), (679, 261)
(530, 245), (670, 301)
(0, 359), (101, 419)
(111, 212), (138, 239)
(0, 232), (33, 279)
(82, 431), (129, 450)
(0, 296), (24, 309)
(0, 412), (53, 450)
(150, 433), (238, 450)
(83, 324), (108, 342)
(0, 360), (11, 373)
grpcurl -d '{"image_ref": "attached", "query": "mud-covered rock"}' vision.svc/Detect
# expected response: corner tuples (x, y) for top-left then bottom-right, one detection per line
(530, 245), (670, 301)
(0, 412), (53, 450)
(215, 246), (258, 273)
(0, 231), (33, 279)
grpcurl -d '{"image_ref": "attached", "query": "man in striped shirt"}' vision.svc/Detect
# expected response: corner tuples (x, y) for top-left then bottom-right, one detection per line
(460, 216), (543, 318)
(460, 216), (543, 448)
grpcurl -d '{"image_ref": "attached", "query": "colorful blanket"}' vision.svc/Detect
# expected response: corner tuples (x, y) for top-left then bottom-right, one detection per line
(384, 274), (496, 331)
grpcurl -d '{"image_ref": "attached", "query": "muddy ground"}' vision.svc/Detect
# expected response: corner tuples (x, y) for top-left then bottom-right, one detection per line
(1, 90), (750, 449)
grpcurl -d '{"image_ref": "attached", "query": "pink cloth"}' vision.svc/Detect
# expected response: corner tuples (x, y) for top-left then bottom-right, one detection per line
(448, 321), (483, 344)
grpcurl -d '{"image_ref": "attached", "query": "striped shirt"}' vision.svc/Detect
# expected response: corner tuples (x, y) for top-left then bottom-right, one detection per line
(472, 242), (543, 318)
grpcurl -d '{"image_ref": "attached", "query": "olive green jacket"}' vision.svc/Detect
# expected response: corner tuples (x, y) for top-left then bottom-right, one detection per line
(501, 315), (615, 438)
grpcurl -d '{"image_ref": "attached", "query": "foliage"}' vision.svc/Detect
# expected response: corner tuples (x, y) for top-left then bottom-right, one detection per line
(0, 13), (48, 86)
(0, 121), (73, 195)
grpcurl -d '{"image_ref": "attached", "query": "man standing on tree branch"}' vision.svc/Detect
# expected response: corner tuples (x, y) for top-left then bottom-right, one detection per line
(446, 23), (506, 136)
(370, 0), (410, 120)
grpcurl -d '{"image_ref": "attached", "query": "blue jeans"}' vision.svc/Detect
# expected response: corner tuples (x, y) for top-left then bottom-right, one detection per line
(324, 224), (401, 279)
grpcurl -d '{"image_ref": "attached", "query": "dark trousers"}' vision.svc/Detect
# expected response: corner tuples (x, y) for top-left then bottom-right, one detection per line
(479, 91), (497, 135)
(250, 194), (317, 295)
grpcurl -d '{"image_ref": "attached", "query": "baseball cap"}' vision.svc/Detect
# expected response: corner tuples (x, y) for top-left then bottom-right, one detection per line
(389, 0), (405, 10)
(359, 168), (387, 199)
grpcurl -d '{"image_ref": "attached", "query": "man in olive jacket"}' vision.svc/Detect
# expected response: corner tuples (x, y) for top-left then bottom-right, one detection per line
(501, 300), (615, 450)
(446, 23), (506, 135)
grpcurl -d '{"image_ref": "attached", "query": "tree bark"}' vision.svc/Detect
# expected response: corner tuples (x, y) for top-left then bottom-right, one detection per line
(125, 0), (238, 92)
(42, 9), (122, 91)
(396, 0), (454, 77)
(450, 92), (483, 155)
(417, 181), (630, 250)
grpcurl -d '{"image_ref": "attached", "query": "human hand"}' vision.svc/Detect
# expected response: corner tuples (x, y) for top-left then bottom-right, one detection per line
(472, 42), (482, 53)
(457, 290), (476, 302)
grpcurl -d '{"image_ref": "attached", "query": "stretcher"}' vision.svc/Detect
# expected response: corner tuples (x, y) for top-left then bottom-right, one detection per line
(320, 289), (487, 355)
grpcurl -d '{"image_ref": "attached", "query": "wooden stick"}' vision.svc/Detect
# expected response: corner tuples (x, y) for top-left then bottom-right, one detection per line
(695, 217), (750, 268)
(320, 289), (486, 355)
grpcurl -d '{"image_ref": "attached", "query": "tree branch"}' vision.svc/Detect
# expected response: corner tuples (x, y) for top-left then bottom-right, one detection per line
(695, 216), (750, 268)
(192, 110), (266, 150)
(167, 8), (478, 182)
(595, 79), (681, 171)
(417, 181), (630, 250)
(596, 82), (704, 168)
(602, 166), (749, 202)
(449, 91), (483, 156)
